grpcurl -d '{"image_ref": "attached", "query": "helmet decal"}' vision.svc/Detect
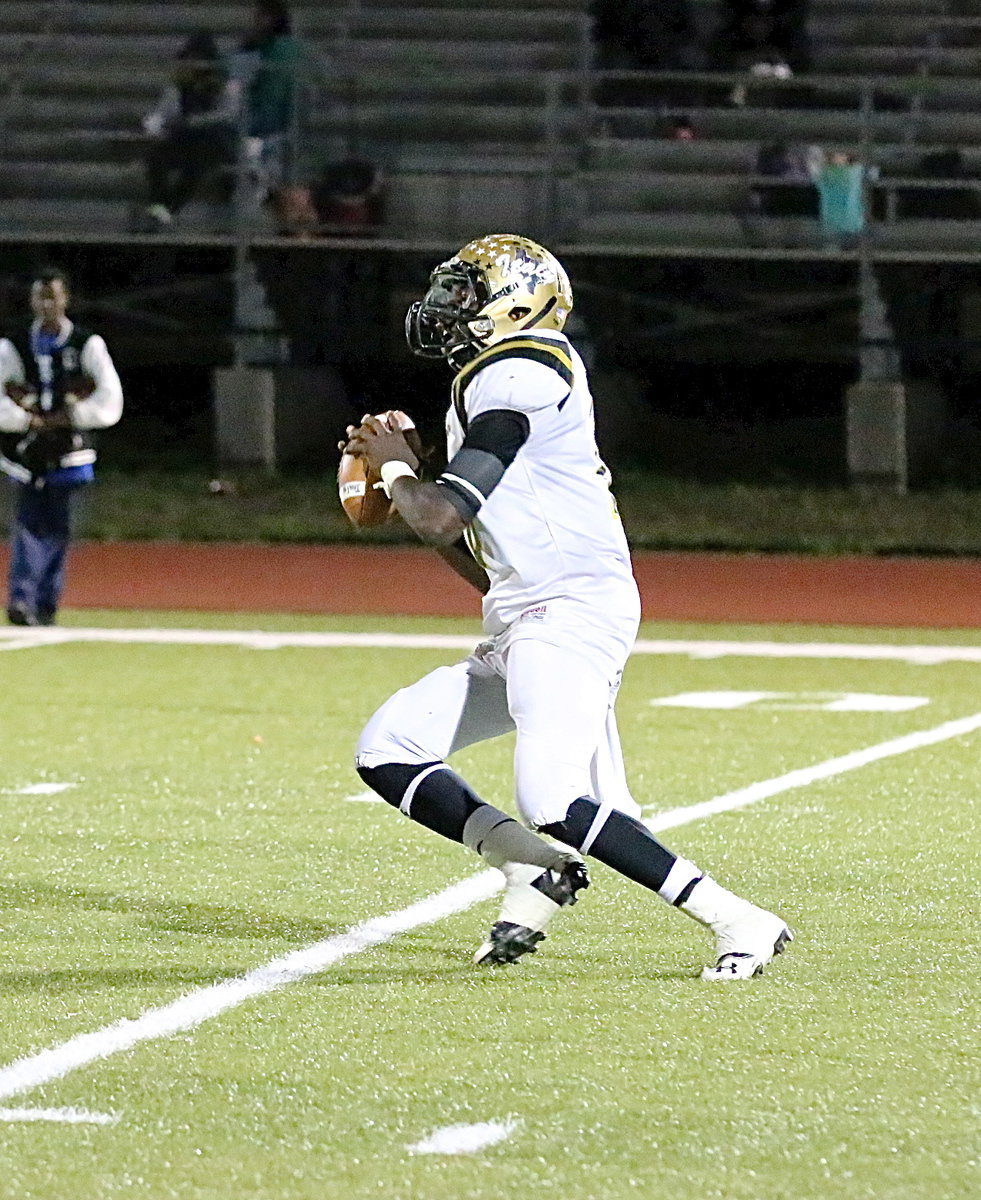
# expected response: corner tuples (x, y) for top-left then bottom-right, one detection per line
(511, 245), (553, 294)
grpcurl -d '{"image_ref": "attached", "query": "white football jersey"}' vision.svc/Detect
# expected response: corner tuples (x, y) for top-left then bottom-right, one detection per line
(445, 330), (640, 636)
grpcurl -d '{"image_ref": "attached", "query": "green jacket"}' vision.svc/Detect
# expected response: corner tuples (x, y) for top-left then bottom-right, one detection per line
(247, 34), (302, 138)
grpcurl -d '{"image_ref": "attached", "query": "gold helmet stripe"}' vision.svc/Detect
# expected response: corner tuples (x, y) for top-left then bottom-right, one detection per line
(519, 295), (558, 330)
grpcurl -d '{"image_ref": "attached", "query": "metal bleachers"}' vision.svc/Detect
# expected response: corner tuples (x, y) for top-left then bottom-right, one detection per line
(1, 0), (981, 256)
(577, 0), (981, 254)
(0, 0), (591, 241)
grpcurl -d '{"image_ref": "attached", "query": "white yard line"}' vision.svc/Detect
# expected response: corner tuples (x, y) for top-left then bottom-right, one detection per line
(0, 1107), (118, 1125)
(652, 639), (981, 666)
(3, 783), (77, 796)
(0, 628), (481, 652)
(0, 632), (56, 652)
(649, 691), (930, 712)
(0, 872), (501, 1103)
(1, 626), (981, 664)
(408, 1119), (520, 1155)
(644, 711), (981, 828)
(0, 710), (979, 1105)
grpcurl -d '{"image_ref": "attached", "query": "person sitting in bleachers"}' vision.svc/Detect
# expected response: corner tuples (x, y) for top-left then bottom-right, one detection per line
(752, 141), (820, 217)
(741, 140), (821, 247)
(232, 0), (304, 201)
(816, 150), (868, 247)
(137, 31), (239, 230)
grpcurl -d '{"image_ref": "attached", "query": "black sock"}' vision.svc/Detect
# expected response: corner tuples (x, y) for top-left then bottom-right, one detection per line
(540, 797), (677, 894)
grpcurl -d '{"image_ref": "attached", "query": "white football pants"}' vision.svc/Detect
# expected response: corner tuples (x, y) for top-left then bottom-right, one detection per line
(356, 618), (642, 830)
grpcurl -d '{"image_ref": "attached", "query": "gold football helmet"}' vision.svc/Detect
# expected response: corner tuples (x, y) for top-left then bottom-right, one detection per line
(405, 233), (573, 370)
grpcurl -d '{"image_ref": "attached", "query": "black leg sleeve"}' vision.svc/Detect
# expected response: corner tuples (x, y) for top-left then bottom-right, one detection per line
(357, 762), (483, 843)
(540, 797), (677, 894)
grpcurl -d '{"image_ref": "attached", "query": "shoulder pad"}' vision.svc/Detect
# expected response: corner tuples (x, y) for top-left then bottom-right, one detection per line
(463, 334), (573, 387)
(451, 335), (573, 432)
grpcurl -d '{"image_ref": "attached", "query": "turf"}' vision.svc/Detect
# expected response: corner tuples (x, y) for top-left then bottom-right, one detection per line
(0, 613), (977, 1199)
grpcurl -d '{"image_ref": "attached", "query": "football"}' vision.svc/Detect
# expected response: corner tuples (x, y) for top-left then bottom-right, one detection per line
(337, 410), (421, 528)
(337, 452), (392, 528)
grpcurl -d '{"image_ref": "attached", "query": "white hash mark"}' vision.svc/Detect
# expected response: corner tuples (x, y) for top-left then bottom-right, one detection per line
(4, 782), (77, 796)
(408, 1119), (520, 1155)
(0, 1106), (118, 1124)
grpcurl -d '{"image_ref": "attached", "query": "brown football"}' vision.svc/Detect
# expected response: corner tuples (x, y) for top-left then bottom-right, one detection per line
(337, 452), (393, 528)
(338, 410), (422, 528)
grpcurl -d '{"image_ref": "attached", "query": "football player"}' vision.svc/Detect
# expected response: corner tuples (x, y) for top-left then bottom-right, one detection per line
(345, 234), (791, 980)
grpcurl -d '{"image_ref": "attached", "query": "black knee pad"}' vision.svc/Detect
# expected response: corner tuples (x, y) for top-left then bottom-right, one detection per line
(356, 760), (483, 842)
(356, 761), (438, 810)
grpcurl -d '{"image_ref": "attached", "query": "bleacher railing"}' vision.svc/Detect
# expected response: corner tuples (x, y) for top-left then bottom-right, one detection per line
(571, 67), (981, 247)
(3, 56), (981, 257)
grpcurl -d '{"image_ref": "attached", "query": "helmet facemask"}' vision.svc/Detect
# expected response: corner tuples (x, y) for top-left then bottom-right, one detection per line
(404, 264), (490, 371)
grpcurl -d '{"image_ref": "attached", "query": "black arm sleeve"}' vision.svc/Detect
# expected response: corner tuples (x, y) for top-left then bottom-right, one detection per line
(436, 408), (531, 520)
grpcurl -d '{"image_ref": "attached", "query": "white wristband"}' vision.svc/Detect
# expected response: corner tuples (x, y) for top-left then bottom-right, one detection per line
(379, 459), (417, 498)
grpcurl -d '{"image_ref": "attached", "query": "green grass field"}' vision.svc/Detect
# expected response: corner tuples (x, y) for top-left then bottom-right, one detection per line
(1, 611), (978, 1199)
(12, 467), (981, 555)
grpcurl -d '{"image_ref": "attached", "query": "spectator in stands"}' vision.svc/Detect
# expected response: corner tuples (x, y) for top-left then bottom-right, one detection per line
(670, 114), (700, 141)
(816, 151), (868, 247)
(234, 0), (304, 197)
(752, 141), (820, 216)
(138, 31), (239, 230)
(311, 158), (386, 230)
(0, 268), (123, 626)
(741, 141), (820, 246)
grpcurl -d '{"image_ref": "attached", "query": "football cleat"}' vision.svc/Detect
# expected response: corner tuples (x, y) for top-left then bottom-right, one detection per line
(474, 859), (589, 966)
(701, 906), (793, 982)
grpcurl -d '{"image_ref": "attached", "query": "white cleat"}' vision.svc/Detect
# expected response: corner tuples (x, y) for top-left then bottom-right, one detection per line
(474, 859), (589, 966)
(701, 905), (793, 982)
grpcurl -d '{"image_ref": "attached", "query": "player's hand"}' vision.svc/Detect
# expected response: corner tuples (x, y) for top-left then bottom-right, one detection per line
(336, 410), (428, 460)
(341, 413), (420, 475)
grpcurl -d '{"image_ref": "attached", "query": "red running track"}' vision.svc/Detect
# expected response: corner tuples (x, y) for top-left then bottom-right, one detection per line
(4, 541), (977, 628)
